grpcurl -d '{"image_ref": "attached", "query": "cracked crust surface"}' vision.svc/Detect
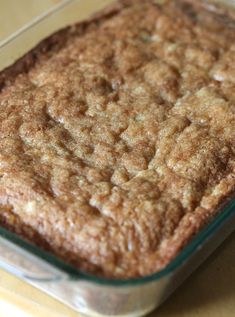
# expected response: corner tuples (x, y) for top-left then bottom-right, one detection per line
(0, 0), (235, 278)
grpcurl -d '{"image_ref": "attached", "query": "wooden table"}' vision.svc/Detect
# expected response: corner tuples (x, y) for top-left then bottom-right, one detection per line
(0, 1), (235, 316)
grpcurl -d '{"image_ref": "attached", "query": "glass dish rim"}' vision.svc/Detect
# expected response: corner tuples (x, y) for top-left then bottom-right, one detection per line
(0, 0), (73, 48)
(0, 0), (235, 287)
(1, 198), (235, 286)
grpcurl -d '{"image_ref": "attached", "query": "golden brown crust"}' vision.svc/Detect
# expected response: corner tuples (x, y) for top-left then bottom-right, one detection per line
(0, 0), (235, 278)
(0, 0), (126, 91)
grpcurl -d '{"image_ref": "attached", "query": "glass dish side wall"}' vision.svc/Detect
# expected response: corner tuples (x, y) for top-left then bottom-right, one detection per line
(1, 200), (235, 317)
(0, 0), (66, 44)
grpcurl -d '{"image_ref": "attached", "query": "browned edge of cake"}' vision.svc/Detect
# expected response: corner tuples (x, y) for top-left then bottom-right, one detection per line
(0, 0), (128, 92)
(0, 0), (134, 277)
(1, 0), (235, 92)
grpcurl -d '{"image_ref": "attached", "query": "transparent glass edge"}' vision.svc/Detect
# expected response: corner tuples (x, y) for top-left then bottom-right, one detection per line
(0, 0), (113, 71)
(1, 198), (235, 286)
(0, 0), (74, 48)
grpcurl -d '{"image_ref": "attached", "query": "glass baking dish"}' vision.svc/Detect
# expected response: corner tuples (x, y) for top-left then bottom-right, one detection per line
(0, 0), (235, 316)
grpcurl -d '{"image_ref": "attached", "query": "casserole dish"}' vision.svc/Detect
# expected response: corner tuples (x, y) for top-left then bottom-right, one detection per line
(0, 0), (235, 316)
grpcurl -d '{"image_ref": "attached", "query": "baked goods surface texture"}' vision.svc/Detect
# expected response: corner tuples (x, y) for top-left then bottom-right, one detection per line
(0, 0), (235, 278)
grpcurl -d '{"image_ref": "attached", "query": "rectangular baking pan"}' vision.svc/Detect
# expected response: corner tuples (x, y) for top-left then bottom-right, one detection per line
(0, 0), (235, 316)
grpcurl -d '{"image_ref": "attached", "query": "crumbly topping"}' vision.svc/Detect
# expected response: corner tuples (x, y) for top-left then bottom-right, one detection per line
(0, 0), (235, 278)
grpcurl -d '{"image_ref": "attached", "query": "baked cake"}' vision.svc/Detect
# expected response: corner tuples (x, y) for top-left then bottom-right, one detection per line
(0, 0), (235, 278)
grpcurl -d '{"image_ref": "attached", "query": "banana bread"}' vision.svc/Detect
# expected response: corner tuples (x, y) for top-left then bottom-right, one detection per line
(0, 0), (235, 278)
